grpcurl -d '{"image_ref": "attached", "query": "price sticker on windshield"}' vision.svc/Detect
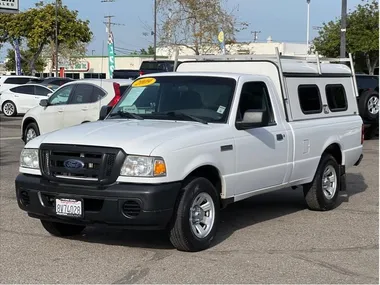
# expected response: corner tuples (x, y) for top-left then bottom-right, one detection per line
(132, 77), (156, 87)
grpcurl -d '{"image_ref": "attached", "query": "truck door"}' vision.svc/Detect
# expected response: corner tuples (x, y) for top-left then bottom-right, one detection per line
(232, 80), (290, 196)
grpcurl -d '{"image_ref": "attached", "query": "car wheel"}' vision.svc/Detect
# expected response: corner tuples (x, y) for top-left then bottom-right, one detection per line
(2, 101), (17, 117)
(169, 177), (220, 252)
(359, 91), (379, 121)
(303, 154), (340, 211)
(40, 220), (85, 237)
(24, 122), (40, 143)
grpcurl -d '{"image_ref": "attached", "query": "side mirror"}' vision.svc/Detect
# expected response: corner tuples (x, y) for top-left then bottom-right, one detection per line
(39, 99), (49, 107)
(46, 92), (53, 97)
(99, 105), (112, 120)
(235, 110), (266, 130)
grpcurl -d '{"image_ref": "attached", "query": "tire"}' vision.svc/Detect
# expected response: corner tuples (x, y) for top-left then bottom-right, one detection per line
(169, 177), (220, 252)
(24, 122), (40, 144)
(358, 91), (379, 121)
(303, 154), (340, 211)
(2, 101), (17, 117)
(40, 220), (85, 237)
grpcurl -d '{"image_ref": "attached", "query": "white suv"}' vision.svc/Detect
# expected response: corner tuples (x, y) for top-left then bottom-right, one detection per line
(0, 75), (38, 93)
(21, 79), (132, 143)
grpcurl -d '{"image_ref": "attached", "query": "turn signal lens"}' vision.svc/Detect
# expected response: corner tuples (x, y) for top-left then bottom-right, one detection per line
(154, 159), (166, 176)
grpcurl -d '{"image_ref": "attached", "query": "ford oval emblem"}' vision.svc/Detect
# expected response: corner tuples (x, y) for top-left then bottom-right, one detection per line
(64, 159), (85, 170)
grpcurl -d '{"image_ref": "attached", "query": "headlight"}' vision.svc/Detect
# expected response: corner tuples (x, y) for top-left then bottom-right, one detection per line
(20, 148), (39, 169)
(120, 155), (166, 177)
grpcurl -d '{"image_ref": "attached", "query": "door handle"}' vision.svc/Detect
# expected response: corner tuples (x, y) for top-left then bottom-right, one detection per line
(58, 109), (64, 113)
(82, 107), (88, 111)
(276, 134), (285, 141)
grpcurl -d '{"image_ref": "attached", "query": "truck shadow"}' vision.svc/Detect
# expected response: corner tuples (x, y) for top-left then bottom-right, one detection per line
(69, 173), (368, 250)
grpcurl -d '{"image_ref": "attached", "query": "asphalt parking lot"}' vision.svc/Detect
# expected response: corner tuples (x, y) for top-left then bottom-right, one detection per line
(0, 115), (378, 284)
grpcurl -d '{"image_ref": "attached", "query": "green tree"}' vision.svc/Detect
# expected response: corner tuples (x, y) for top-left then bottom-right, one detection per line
(313, 0), (378, 74)
(139, 45), (155, 55)
(157, 0), (248, 55)
(0, 0), (92, 75)
(5, 48), (46, 75)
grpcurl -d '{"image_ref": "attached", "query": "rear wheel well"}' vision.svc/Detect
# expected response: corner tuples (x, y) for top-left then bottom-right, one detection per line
(184, 165), (222, 197)
(322, 143), (342, 165)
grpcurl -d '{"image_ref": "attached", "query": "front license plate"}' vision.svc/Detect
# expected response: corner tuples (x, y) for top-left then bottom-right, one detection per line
(55, 198), (82, 218)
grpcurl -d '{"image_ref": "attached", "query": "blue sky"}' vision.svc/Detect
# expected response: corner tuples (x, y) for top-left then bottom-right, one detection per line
(2, 0), (364, 59)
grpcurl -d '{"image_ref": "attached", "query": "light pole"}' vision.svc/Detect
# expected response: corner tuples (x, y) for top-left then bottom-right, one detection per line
(55, 0), (59, 77)
(306, 0), (310, 54)
(340, 0), (347, 58)
(153, 0), (157, 60)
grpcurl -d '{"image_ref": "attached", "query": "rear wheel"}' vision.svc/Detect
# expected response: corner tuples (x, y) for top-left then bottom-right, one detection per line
(169, 177), (220, 252)
(2, 101), (17, 117)
(303, 154), (340, 211)
(359, 91), (379, 121)
(40, 220), (85, 237)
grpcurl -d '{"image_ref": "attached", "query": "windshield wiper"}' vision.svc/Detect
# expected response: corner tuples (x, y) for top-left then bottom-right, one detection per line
(164, 111), (208, 124)
(109, 110), (144, 120)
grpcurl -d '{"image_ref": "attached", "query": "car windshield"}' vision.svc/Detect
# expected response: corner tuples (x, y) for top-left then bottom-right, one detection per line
(107, 75), (237, 123)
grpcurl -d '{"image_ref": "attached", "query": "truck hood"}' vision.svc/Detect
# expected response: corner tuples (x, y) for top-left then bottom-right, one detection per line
(29, 119), (225, 155)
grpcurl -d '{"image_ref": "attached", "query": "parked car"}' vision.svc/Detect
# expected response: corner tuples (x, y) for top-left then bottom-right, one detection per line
(112, 60), (180, 79)
(15, 52), (363, 252)
(0, 75), (38, 93)
(0, 84), (54, 117)
(355, 74), (379, 139)
(20, 78), (133, 143)
(27, 77), (75, 90)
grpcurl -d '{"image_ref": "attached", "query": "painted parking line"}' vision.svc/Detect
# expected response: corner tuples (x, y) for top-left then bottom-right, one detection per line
(0, 137), (21, 141)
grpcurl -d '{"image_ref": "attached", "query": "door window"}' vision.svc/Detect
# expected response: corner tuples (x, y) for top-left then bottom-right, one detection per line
(34, 86), (51, 96)
(49, 85), (74, 105)
(10, 85), (34, 95)
(91, 86), (106, 103)
(236, 81), (276, 126)
(4, 77), (34, 84)
(69, 84), (94, 104)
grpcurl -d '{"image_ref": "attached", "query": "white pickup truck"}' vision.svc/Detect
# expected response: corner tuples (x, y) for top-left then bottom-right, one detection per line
(15, 52), (364, 252)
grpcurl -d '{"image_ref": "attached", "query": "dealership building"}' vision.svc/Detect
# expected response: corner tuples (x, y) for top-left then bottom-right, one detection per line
(3, 40), (309, 79)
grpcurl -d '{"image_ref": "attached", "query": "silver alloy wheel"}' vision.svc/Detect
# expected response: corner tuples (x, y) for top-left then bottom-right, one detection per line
(322, 165), (337, 200)
(26, 128), (37, 143)
(3, 102), (15, 116)
(189, 192), (215, 239)
(368, 96), (379, 115)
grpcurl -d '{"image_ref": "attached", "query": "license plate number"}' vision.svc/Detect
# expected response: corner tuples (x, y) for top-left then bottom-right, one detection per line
(55, 198), (82, 217)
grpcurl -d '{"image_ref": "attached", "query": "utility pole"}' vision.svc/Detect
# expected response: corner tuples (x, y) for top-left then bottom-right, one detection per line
(251, 31), (261, 43)
(306, 0), (310, 54)
(153, 0), (157, 60)
(340, 0), (347, 58)
(55, 0), (59, 77)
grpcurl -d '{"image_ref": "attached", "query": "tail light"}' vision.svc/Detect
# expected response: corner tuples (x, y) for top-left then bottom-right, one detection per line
(361, 124), (365, 144)
(108, 82), (121, 107)
(139, 71), (144, 76)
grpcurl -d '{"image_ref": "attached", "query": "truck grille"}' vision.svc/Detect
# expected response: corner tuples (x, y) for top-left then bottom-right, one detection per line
(39, 144), (126, 185)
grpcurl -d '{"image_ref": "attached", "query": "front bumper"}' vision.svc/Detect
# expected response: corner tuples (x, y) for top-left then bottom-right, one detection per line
(15, 174), (182, 230)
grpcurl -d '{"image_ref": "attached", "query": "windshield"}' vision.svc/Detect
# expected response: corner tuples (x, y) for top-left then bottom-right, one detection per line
(107, 75), (236, 123)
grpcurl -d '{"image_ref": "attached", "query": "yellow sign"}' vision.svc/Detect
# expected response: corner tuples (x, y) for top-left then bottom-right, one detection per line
(132, 77), (156, 87)
(218, 31), (224, 43)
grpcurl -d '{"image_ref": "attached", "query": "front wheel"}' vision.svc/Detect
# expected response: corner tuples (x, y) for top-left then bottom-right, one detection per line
(169, 177), (220, 252)
(24, 122), (40, 143)
(40, 220), (85, 237)
(303, 154), (340, 211)
(2, 101), (17, 117)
